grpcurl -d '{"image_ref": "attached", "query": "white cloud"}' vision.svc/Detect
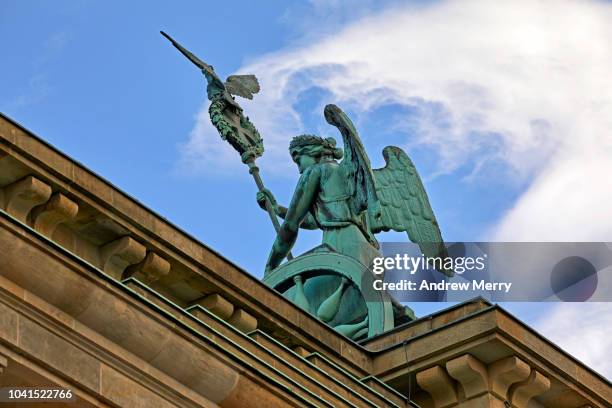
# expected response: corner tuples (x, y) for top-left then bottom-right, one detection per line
(180, 0), (612, 239)
(535, 302), (612, 380)
(494, 148), (612, 240)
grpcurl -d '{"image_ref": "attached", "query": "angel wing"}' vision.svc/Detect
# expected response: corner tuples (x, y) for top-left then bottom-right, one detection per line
(368, 146), (452, 276)
(224, 74), (261, 99)
(323, 104), (379, 216)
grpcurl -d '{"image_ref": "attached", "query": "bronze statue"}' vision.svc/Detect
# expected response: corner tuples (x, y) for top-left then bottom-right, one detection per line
(163, 32), (448, 340)
(257, 104), (449, 276)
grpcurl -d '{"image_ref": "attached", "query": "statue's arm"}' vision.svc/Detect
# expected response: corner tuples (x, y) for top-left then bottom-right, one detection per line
(265, 167), (321, 272)
(257, 190), (318, 230)
(275, 205), (318, 230)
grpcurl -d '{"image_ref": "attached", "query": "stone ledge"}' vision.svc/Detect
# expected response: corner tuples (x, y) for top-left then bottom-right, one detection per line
(0, 282), (214, 408)
(0, 114), (371, 377)
(1, 113), (610, 408)
(0, 217), (326, 408)
(0, 216), (350, 408)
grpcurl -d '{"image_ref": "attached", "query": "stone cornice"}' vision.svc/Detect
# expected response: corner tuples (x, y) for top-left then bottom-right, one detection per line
(0, 112), (609, 407)
(0, 211), (381, 407)
(0, 112), (371, 375)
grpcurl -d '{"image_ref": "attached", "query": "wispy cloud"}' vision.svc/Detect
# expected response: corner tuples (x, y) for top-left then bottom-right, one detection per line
(3, 31), (70, 111)
(534, 302), (612, 380)
(35, 31), (71, 67)
(8, 74), (50, 108)
(180, 0), (612, 239)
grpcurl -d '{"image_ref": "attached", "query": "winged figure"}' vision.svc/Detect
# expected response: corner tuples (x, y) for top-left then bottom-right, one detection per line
(162, 31), (448, 336)
(325, 104), (450, 275)
(258, 104), (449, 276)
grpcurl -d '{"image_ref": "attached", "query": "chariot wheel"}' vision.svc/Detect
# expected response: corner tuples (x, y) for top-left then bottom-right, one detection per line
(263, 247), (394, 340)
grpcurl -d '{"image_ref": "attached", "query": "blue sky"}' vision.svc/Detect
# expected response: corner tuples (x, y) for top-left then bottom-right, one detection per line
(2, 0), (611, 379)
(1, 0), (522, 272)
(1, 0), (308, 268)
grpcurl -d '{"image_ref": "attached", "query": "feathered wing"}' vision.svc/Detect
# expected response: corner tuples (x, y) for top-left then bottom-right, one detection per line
(224, 74), (260, 99)
(323, 104), (379, 217)
(369, 146), (452, 276)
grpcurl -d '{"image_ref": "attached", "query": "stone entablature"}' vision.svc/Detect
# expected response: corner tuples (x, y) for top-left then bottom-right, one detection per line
(0, 213), (398, 407)
(0, 113), (370, 376)
(0, 113), (609, 407)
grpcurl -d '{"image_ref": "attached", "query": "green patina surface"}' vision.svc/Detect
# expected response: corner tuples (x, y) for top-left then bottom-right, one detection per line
(163, 32), (448, 340)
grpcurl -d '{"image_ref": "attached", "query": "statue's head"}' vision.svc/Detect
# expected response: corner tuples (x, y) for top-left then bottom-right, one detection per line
(289, 135), (343, 173)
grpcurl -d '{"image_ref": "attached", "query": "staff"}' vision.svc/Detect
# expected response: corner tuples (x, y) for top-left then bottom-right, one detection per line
(161, 31), (293, 260)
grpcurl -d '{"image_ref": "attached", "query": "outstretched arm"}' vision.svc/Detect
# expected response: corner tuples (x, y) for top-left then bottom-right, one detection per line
(265, 167), (321, 274)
